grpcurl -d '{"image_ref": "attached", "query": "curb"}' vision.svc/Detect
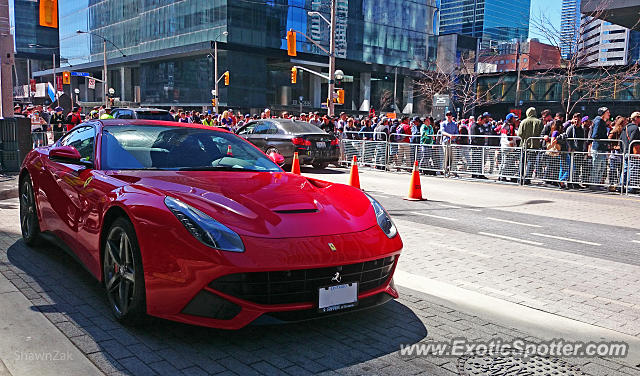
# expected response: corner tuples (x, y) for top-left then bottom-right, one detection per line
(0, 176), (18, 201)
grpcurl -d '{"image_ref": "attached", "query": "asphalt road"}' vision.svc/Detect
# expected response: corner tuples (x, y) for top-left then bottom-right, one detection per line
(303, 166), (640, 266)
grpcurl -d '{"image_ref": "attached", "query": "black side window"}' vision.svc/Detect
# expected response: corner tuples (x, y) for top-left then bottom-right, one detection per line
(61, 126), (95, 161)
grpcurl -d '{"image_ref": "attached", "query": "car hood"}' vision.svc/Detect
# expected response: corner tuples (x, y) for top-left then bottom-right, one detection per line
(107, 170), (377, 238)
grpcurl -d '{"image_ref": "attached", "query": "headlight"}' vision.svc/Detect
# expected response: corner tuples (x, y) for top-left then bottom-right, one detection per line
(365, 193), (397, 239)
(164, 196), (245, 253)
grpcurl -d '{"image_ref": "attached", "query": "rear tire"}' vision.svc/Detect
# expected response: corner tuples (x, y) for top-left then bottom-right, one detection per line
(103, 217), (146, 325)
(312, 162), (328, 169)
(19, 175), (42, 246)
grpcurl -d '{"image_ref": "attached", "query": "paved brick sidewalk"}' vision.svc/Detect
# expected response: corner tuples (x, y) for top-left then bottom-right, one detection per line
(0, 197), (637, 375)
(394, 217), (640, 338)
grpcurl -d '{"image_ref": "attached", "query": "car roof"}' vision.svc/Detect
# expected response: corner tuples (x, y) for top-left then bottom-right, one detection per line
(97, 119), (232, 133)
(112, 107), (169, 112)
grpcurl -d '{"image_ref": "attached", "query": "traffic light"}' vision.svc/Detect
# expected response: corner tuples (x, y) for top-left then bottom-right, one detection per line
(336, 89), (345, 104)
(211, 98), (216, 106)
(286, 30), (297, 57)
(62, 71), (70, 85)
(291, 67), (297, 84)
(223, 71), (229, 86)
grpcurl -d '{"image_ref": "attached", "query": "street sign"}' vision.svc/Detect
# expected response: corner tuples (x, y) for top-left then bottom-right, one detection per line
(70, 72), (90, 77)
(88, 78), (96, 89)
(56, 76), (63, 92)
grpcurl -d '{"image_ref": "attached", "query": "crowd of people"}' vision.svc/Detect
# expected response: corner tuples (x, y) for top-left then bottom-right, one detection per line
(13, 102), (640, 192)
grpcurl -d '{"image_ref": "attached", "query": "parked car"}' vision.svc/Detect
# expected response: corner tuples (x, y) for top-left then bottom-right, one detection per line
(236, 119), (339, 169)
(19, 119), (402, 329)
(111, 108), (175, 121)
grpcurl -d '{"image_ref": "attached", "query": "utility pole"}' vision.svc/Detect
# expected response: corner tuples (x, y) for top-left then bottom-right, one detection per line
(514, 41), (521, 108)
(327, 0), (337, 117)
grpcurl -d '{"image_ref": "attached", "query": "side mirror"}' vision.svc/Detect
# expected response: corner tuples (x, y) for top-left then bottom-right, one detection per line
(268, 152), (285, 166)
(49, 145), (93, 168)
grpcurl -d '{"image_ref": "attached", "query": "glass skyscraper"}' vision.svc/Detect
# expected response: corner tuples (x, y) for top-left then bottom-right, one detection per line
(560, 0), (581, 58)
(46, 0), (436, 113)
(439, 0), (531, 48)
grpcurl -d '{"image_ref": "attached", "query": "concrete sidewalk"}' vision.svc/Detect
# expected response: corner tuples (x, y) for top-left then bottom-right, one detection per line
(0, 262), (102, 376)
(0, 175), (18, 201)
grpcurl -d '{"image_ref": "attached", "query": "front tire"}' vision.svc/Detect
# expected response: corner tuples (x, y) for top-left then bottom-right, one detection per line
(103, 217), (146, 325)
(19, 175), (41, 246)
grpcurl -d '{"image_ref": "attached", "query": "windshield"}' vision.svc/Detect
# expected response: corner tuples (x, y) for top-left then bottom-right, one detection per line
(135, 111), (175, 121)
(101, 125), (281, 172)
(280, 121), (325, 134)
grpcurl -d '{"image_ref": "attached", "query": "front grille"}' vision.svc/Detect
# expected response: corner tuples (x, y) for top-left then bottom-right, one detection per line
(209, 255), (397, 305)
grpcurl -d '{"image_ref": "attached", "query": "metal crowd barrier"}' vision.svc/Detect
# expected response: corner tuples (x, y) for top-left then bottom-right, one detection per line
(31, 131), (65, 149)
(522, 137), (624, 191)
(625, 140), (640, 193)
(337, 133), (640, 195)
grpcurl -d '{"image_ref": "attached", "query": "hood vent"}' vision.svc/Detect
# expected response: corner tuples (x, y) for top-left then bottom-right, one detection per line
(273, 209), (319, 214)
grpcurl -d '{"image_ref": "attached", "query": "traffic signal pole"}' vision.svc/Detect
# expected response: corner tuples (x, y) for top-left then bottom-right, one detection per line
(327, 0), (336, 117)
(214, 39), (219, 114)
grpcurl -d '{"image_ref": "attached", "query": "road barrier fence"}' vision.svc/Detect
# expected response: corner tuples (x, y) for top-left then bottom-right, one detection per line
(338, 133), (640, 195)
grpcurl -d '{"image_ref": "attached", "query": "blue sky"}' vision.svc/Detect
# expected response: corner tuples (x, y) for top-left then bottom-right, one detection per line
(529, 0), (562, 41)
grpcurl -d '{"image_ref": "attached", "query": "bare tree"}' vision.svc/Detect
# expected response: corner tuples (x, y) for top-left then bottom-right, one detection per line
(377, 89), (393, 113)
(525, 1), (640, 115)
(415, 53), (506, 118)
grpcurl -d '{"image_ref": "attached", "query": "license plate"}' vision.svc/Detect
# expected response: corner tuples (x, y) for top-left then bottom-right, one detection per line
(316, 141), (326, 148)
(318, 283), (358, 312)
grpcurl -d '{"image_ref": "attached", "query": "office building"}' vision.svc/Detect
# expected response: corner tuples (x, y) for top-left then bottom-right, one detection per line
(33, 0), (437, 114)
(438, 0), (531, 48)
(479, 39), (561, 72)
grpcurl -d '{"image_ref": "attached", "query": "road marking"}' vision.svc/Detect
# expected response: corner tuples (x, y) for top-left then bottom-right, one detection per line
(410, 211), (458, 221)
(531, 232), (601, 246)
(478, 231), (543, 246)
(485, 217), (542, 228)
(632, 240), (640, 244)
(465, 208), (483, 212)
(436, 203), (461, 209)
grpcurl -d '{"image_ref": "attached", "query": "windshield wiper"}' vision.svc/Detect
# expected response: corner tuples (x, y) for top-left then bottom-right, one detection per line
(178, 166), (261, 171)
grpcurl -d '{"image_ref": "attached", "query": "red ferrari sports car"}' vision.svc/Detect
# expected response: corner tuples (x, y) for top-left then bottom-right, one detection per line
(19, 120), (402, 329)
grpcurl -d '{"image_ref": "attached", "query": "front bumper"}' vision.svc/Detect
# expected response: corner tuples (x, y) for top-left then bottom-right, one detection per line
(141, 223), (402, 329)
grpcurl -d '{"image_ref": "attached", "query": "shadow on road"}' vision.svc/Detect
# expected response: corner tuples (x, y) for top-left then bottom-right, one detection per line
(4, 238), (427, 375)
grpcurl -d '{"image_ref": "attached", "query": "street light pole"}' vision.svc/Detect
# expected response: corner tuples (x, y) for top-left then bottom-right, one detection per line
(103, 39), (108, 107)
(52, 53), (56, 101)
(514, 41), (521, 109)
(327, 0), (337, 117)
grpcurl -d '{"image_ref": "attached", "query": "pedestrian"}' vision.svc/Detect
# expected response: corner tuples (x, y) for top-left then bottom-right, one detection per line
(440, 111), (458, 174)
(607, 116), (626, 191)
(498, 113), (519, 181)
(590, 107), (611, 187)
(517, 107), (543, 184)
(621, 111), (640, 192)
(564, 113), (588, 188)
(419, 117), (436, 174)
(470, 112), (489, 179)
(49, 107), (66, 138)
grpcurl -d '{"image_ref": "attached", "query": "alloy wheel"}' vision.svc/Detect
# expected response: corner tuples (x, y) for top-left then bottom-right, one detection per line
(104, 227), (137, 316)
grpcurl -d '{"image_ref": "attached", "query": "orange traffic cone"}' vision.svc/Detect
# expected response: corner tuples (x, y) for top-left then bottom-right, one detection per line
(404, 161), (426, 201)
(291, 152), (301, 175)
(349, 155), (360, 189)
